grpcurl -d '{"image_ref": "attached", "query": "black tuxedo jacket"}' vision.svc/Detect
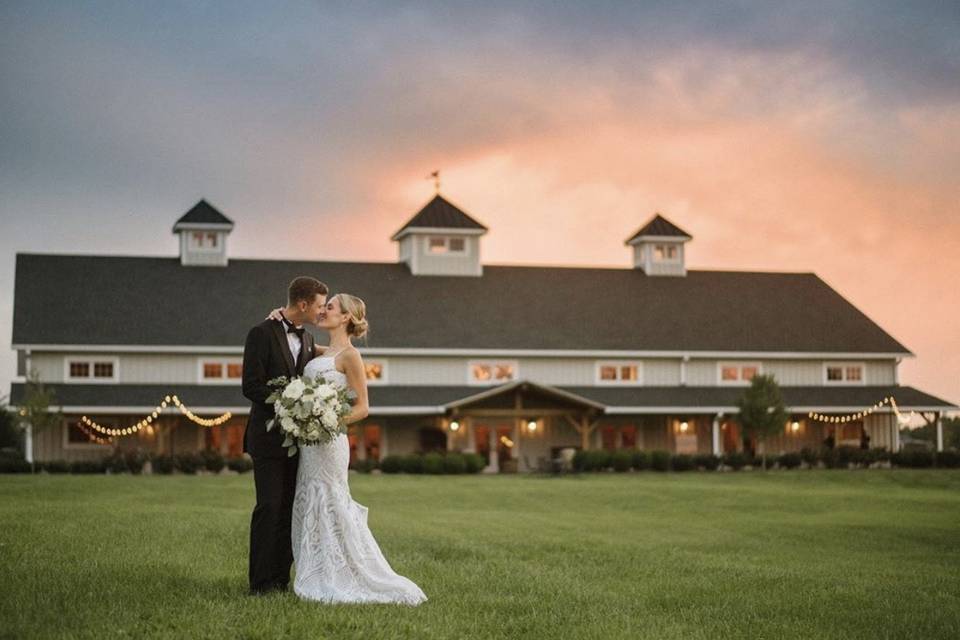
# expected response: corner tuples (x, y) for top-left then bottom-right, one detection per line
(242, 319), (316, 459)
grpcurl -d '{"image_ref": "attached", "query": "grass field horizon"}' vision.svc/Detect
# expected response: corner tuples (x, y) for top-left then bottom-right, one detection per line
(2, 471), (958, 639)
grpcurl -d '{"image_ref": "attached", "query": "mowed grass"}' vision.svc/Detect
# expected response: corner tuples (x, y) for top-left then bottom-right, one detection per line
(1, 471), (959, 640)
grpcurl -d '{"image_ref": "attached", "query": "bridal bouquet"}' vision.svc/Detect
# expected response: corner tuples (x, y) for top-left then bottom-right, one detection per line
(265, 374), (352, 456)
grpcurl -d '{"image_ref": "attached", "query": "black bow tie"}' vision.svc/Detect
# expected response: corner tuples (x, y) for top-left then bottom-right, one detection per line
(286, 324), (305, 338)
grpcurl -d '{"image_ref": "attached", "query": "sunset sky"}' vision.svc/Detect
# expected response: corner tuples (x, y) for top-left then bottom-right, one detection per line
(1, 1), (958, 411)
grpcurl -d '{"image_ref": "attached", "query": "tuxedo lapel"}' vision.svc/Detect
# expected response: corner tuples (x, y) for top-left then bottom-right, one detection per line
(269, 321), (296, 377)
(296, 332), (312, 374)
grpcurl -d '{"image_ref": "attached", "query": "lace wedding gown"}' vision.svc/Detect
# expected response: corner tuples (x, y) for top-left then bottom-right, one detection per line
(291, 354), (427, 605)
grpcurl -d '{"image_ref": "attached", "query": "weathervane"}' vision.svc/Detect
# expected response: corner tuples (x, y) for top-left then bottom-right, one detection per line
(427, 170), (440, 193)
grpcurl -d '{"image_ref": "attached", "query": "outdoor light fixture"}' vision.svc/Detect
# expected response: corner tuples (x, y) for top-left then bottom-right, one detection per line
(526, 420), (537, 433)
(680, 421), (689, 432)
(450, 420), (460, 432)
(791, 421), (800, 432)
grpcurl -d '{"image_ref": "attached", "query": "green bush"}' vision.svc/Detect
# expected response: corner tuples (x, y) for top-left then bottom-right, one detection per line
(200, 449), (225, 473)
(611, 450), (633, 472)
(226, 456), (253, 473)
(174, 453), (203, 474)
(422, 452), (445, 474)
(124, 449), (147, 474)
(693, 454), (720, 471)
(349, 458), (378, 473)
(723, 451), (747, 471)
(443, 452), (467, 474)
(588, 450), (613, 471)
(799, 447), (819, 468)
(41, 460), (70, 474)
(464, 453), (486, 473)
(402, 454), (424, 474)
(70, 460), (104, 474)
(935, 450), (960, 468)
(836, 446), (860, 468)
(151, 454), (175, 475)
(778, 452), (802, 469)
(379, 455), (404, 474)
(572, 449), (588, 472)
(892, 450), (934, 468)
(650, 450), (671, 472)
(671, 454), (695, 472)
(0, 458), (31, 473)
(631, 450), (651, 471)
(105, 451), (129, 474)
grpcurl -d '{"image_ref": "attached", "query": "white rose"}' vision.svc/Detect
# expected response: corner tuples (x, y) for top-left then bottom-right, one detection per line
(280, 416), (296, 432)
(316, 384), (335, 400)
(282, 379), (306, 400)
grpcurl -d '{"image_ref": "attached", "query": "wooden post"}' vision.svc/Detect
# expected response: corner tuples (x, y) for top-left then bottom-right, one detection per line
(935, 412), (943, 452)
(712, 413), (721, 456)
(565, 414), (599, 450)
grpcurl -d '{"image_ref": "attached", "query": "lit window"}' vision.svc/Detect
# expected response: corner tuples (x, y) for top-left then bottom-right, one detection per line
(470, 361), (516, 384)
(741, 366), (758, 381)
(365, 362), (384, 381)
(719, 362), (761, 384)
(826, 363), (864, 384)
(93, 362), (114, 378)
(600, 366), (617, 381)
(428, 237), (447, 253)
(226, 363), (243, 379)
(69, 362), (90, 378)
(845, 366), (862, 381)
(654, 244), (678, 261)
(598, 362), (641, 384)
(203, 363), (224, 379)
(721, 366), (738, 381)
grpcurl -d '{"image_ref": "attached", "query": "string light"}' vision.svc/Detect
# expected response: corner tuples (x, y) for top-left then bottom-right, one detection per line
(807, 396), (913, 425)
(75, 419), (113, 445)
(81, 395), (232, 438)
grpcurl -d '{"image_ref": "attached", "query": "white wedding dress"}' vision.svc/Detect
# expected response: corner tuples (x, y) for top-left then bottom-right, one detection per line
(291, 354), (427, 605)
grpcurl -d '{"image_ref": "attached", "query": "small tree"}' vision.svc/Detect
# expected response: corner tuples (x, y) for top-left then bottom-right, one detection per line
(0, 396), (21, 452)
(735, 374), (789, 470)
(19, 371), (62, 472)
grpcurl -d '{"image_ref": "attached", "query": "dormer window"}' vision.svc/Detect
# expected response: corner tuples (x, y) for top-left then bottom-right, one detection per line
(718, 362), (761, 385)
(469, 360), (518, 385)
(427, 236), (466, 254)
(190, 232), (219, 249)
(596, 361), (643, 385)
(824, 362), (865, 385)
(173, 199), (234, 267)
(653, 244), (678, 261)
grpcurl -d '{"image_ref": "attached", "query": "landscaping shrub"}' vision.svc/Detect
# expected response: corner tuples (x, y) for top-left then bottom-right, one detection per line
(0, 458), (31, 473)
(778, 452), (802, 469)
(226, 456), (253, 473)
(422, 452), (444, 474)
(151, 454), (175, 475)
(799, 447), (819, 468)
(572, 449), (588, 472)
(200, 449), (225, 473)
(892, 450), (934, 468)
(402, 454), (424, 474)
(650, 450), (671, 472)
(587, 450), (612, 471)
(442, 452), (467, 474)
(671, 454), (695, 472)
(935, 450), (960, 468)
(104, 451), (129, 474)
(464, 453), (486, 474)
(70, 460), (105, 474)
(693, 454), (720, 471)
(631, 450), (651, 471)
(174, 453), (203, 475)
(836, 446), (860, 468)
(611, 450), (633, 472)
(124, 449), (148, 474)
(349, 458), (378, 473)
(41, 460), (70, 474)
(379, 455), (403, 473)
(723, 451), (747, 471)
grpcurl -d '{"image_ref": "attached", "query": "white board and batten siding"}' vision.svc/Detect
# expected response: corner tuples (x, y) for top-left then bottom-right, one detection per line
(34, 351), (898, 387)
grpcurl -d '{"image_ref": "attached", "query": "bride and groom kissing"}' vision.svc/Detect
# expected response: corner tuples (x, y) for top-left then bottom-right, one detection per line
(241, 276), (426, 605)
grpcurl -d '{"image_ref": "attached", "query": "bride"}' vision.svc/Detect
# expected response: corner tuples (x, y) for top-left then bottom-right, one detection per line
(268, 293), (427, 606)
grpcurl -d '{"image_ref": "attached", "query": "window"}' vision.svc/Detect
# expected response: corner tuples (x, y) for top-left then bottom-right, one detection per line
(469, 360), (518, 385)
(64, 419), (112, 448)
(363, 360), (388, 385)
(596, 361), (642, 385)
(426, 236), (467, 255)
(717, 362), (762, 385)
(189, 231), (220, 251)
(824, 362), (865, 385)
(65, 358), (117, 383)
(653, 244), (678, 261)
(199, 358), (243, 383)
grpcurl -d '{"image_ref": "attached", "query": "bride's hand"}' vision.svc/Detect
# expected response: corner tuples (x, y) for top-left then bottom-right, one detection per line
(265, 307), (284, 322)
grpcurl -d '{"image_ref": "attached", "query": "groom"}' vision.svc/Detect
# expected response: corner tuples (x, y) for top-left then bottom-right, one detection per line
(242, 276), (328, 595)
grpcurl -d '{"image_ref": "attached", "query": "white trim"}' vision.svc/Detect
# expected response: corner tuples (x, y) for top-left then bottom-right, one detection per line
(391, 227), (486, 241)
(369, 406), (446, 416)
(15, 344), (914, 359)
(52, 405), (249, 415)
(63, 417), (115, 449)
(603, 406), (951, 414)
(822, 361), (866, 386)
(445, 380), (606, 411)
(196, 357), (244, 385)
(717, 361), (763, 386)
(363, 358), (389, 386)
(467, 359), (520, 386)
(626, 234), (691, 246)
(63, 356), (119, 384)
(172, 222), (233, 231)
(594, 360), (644, 386)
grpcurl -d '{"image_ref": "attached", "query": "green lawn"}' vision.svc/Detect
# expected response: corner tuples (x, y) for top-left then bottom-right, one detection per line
(1, 471), (959, 640)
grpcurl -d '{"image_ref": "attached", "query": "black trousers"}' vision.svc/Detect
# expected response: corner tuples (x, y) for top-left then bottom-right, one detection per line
(249, 454), (299, 592)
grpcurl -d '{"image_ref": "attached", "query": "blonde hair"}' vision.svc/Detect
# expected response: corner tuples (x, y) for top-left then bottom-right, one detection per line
(333, 293), (369, 339)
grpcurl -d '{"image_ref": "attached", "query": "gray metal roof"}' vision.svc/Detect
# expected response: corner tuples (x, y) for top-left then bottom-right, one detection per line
(10, 383), (955, 410)
(391, 195), (488, 238)
(172, 200), (234, 230)
(12, 253), (912, 353)
(626, 213), (692, 243)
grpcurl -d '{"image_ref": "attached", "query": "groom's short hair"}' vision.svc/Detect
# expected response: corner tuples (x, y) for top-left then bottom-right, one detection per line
(288, 276), (329, 305)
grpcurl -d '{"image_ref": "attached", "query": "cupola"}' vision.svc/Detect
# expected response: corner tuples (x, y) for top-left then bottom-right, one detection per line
(172, 199), (234, 267)
(391, 195), (488, 277)
(625, 213), (692, 276)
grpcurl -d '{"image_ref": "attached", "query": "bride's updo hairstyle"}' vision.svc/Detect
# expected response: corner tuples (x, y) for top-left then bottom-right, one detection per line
(334, 293), (369, 339)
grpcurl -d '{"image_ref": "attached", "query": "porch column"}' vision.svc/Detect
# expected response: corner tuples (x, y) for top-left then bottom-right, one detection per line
(892, 416), (900, 452)
(464, 418), (476, 453)
(513, 419), (521, 463)
(484, 427), (499, 473)
(380, 423), (389, 458)
(712, 413), (721, 456)
(936, 412), (943, 452)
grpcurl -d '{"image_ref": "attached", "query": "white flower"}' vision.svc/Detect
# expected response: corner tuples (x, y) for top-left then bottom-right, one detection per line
(282, 379), (307, 400)
(316, 384), (336, 400)
(280, 416), (296, 432)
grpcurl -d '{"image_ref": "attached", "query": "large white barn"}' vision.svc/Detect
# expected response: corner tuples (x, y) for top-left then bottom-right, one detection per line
(10, 196), (956, 470)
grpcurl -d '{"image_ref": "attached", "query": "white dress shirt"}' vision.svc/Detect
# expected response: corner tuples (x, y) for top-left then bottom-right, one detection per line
(279, 315), (303, 363)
